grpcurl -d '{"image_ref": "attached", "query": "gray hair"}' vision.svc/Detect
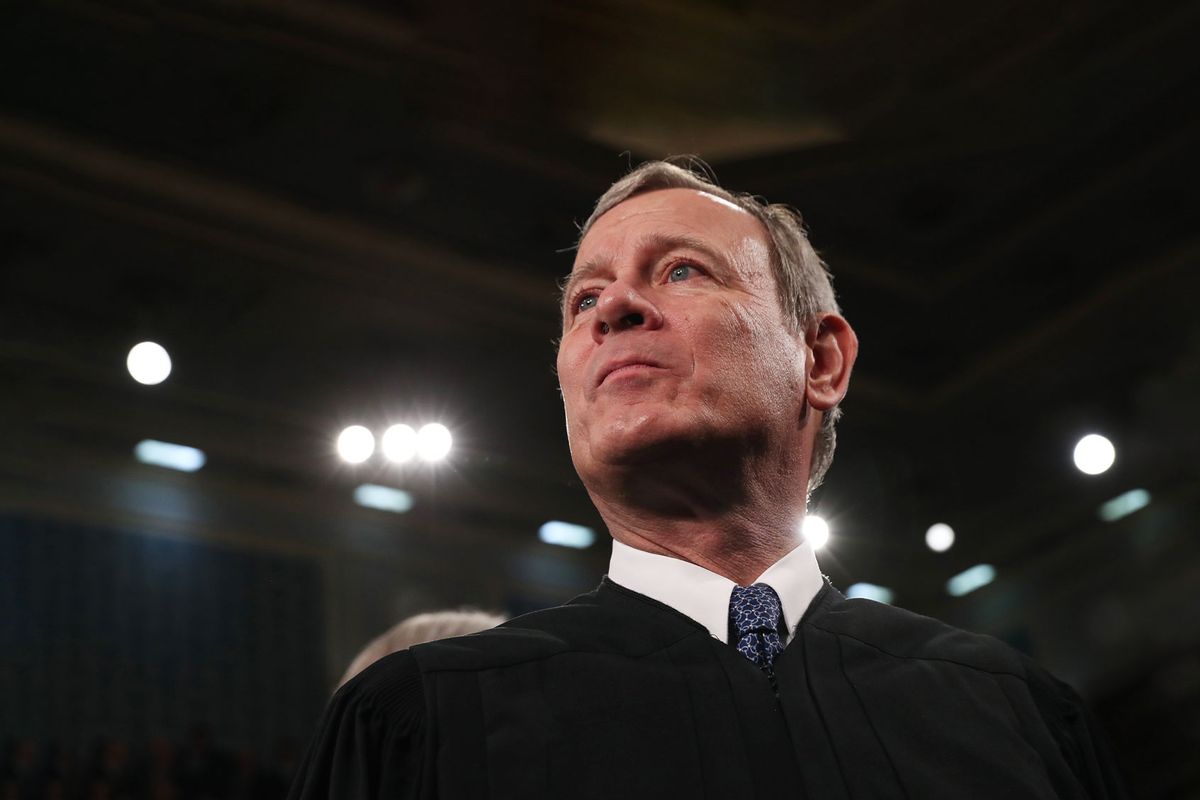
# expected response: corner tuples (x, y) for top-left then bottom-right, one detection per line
(574, 157), (845, 492)
(337, 608), (506, 690)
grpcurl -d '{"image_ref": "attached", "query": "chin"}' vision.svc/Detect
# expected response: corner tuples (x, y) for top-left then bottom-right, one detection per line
(583, 410), (700, 467)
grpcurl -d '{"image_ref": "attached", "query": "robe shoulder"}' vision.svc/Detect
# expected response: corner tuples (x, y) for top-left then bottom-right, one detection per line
(807, 592), (1030, 675)
(807, 593), (1130, 799)
(287, 650), (428, 800)
(410, 580), (706, 674)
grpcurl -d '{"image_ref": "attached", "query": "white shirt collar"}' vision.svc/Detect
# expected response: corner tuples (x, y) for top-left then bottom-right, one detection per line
(607, 538), (825, 644)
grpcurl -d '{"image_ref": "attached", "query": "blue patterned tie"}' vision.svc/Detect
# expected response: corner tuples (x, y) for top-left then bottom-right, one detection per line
(729, 583), (786, 670)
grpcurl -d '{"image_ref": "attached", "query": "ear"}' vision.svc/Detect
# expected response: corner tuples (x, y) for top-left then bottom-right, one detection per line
(805, 313), (857, 411)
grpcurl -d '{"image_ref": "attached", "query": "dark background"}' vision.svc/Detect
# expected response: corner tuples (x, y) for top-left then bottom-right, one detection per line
(2, 1), (1198, 797)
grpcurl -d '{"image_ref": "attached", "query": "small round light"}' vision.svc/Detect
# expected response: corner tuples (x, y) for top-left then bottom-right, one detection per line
(1073, 433), (1115, 475)
(382, 424), (418, 463)
(925, 523), (955, 553)
(337, 425), (375, 464)
(127, 341), (172, 385)
(416, 423), (452, 462)
(802, 514), (830, 550)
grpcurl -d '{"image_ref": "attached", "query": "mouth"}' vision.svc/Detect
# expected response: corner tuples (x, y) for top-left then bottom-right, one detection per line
(597, 358), (664, 387)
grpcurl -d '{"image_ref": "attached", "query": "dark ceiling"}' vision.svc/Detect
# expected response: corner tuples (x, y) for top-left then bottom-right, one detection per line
(2, 0), (1199, 785)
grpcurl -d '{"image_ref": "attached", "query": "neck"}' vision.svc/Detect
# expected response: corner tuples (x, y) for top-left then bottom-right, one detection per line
(589, 462), (810, 586)
(580, 419), (821, 586)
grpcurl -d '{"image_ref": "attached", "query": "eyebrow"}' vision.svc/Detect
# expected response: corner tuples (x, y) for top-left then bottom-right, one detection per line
(560, 232), (725, 313)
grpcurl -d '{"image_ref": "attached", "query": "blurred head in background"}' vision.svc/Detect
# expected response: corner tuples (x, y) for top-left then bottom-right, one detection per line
(337, 609), (507, 690)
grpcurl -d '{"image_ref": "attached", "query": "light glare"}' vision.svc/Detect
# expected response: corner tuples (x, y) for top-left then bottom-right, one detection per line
(382, 424), (418, 463)
(947, 563), (996, 597)
(539, 521), (596, 549)
(337, 425), (375, 464)
(1098, 489), (1150, 522)
(354, 484), (414, 513)
(416, 423), (452, 462)
(127, 341), (172, 385)
(1073, 433), (1115, 475)
(134, 439), (206, 472)
(846, 583), (894, 604)
(802, 515), (830, 550)
(925, 523), (956, 552)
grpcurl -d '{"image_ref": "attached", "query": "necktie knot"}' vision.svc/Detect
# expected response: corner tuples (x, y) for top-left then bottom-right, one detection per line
(729, 583), (786, 670)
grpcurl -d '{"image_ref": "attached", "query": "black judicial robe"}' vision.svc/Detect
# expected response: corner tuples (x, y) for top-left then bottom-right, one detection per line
(289, 579), (1127, 799)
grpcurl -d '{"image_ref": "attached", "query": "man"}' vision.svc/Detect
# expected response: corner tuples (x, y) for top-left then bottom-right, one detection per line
(289, 160), (1127, 799)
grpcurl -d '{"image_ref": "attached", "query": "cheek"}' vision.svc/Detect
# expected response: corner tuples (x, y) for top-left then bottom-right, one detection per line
(715, 301), (777, 362)
(701, 303), (803, 393)
(555, 343), (589, 425)
(555, 338), (585, 389)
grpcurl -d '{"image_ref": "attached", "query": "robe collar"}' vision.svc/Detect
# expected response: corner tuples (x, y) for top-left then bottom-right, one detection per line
(607, 538), (825, 644)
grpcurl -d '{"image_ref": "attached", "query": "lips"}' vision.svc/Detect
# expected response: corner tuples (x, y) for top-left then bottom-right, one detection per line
(595, 356), (665, 388)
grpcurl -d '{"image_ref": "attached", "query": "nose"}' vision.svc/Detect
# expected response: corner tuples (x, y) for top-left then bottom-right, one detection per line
(591, 282), (663, 343)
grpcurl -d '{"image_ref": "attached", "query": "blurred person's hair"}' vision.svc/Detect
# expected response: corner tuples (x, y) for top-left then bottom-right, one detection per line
(569, 157), (845, 492)
(337, 609), (506, 690)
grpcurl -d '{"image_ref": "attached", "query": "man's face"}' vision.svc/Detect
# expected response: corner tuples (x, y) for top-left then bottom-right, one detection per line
(556, 188), (810, 481)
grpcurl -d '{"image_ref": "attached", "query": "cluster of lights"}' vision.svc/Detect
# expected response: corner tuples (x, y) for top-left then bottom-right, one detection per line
(123, 342), (446, 517)
(123, 343), (1151, 588)
(125, 342), (211, 474)
(855, 432), (1145, 602)
(1072, 434), (1150, 519)
(336, 423), (453, 465)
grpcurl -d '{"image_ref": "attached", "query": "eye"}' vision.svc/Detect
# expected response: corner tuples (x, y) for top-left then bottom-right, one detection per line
(575, 293), (598, 314)
(667, 263), (696, 283)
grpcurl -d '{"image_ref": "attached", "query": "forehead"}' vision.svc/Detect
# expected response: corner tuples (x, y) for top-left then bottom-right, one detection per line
(575, 188), (767, 266)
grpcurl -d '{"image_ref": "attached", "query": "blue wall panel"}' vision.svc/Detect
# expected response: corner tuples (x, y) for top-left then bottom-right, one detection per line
(0, 514), (327, 750)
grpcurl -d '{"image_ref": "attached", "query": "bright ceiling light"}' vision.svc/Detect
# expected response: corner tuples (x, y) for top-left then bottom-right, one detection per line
(925, 523), (956, 553)
(802, 514), (830, 550)
(354, 484), (414, 513)
(1073, 433), (1115, 475)
(127, 341), (172, 385)
(845, 583), (895, 604)
(134, 439), (206, 472)
(538, 521), (596, 549)
(416, 423), (452, 462)
(337, 425), (375, 464)
(1097, 489), (1150, 522)
(946, 564), (996, 597)
(382, 424), (418, 463)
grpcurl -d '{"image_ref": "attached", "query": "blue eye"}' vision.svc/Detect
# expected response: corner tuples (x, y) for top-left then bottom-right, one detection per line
(576, 294), (598, 313)
(667, 264), (694, 282)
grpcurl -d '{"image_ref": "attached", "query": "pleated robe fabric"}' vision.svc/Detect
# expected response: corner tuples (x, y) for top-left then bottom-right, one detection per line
(289, 579), (1128, 799)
